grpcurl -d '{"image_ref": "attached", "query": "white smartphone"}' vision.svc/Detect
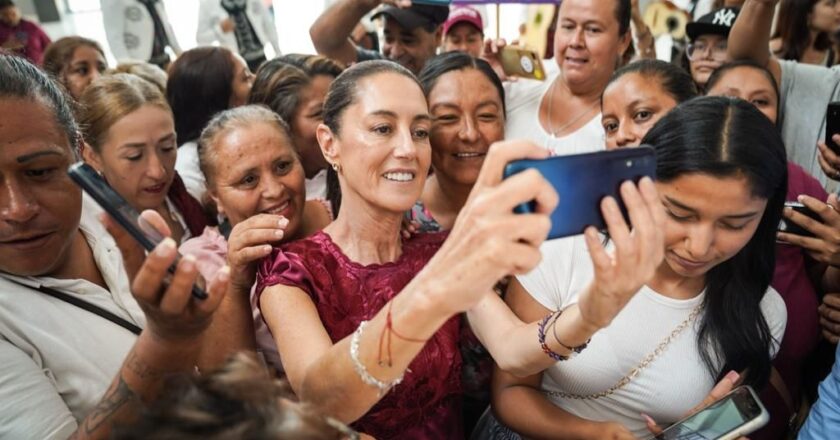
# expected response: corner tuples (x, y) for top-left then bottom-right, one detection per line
(654, 386), (769, 440)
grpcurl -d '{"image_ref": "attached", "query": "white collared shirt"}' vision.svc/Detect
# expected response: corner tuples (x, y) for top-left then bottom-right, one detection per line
(0, 199), (145, 439)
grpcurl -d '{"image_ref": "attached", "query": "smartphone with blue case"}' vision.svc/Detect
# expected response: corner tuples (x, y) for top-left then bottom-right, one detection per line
(502, 147), (657, 240)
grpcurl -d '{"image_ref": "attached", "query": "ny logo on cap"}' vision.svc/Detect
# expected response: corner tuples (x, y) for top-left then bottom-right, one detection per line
(713, 9), (736, 27)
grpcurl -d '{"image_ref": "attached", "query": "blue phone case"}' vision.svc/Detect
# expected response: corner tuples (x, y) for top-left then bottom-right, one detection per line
(503, 147), (657, 240)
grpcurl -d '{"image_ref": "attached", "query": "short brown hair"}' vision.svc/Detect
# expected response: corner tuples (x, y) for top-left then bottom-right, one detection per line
(77, 73), (171, 152)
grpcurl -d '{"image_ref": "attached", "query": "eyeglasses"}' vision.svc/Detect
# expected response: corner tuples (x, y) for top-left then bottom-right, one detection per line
(686, 40), (728, 60)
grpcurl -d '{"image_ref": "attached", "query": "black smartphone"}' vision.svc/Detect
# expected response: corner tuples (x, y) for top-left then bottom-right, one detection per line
(826, 102), (840, 154)
(655, 386), (769, 440)
(503, 147), (657, 240)
(68, 162), (208, 300)
(778, 201), (821, 238)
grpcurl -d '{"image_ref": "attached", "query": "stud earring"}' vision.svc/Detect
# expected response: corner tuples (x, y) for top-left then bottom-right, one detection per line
(331, 162), (342, 173)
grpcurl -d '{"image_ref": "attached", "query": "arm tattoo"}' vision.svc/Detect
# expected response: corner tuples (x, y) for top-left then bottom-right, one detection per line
(75, 374), (138, 437)
(125, 350), (165, 380)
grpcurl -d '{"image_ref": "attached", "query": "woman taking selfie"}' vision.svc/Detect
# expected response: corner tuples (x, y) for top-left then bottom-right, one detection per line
(491, 97), (788, 439)
(255, 59), (666, 438)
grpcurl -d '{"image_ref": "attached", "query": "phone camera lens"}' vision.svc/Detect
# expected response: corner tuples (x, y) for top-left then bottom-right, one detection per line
(626, 160), (633, 167)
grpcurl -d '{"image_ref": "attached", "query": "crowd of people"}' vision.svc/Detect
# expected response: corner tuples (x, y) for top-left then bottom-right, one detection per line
(3, 0), (840, 439)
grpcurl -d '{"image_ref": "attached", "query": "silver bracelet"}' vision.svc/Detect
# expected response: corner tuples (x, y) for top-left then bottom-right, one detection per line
(349, 320), (404, 396)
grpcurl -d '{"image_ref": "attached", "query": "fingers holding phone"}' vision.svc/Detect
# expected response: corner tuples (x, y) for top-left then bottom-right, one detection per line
(819, 293), (840, 343)
(579, 177), (665, 330)
(778, 194), (840, 266)
(481, 38), (510, 81)
(817, 139), (840, 181)
(427, 140), (556, 313)
(647, 383), (765, 440)
(104, 213), (230, 341)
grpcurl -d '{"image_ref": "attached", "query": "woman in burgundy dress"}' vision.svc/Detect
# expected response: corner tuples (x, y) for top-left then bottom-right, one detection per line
(254, 60), (667, 439)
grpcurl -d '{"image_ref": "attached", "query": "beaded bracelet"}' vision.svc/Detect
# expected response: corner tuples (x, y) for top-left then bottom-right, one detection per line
(350, 320), (404, 396)
(537, 309), (590, 361)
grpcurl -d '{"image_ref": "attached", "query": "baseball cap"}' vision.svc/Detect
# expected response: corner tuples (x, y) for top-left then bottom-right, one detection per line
(443, 6), (484, 36)
(686, 7), (740, 41)
(371, 4), (450, 32)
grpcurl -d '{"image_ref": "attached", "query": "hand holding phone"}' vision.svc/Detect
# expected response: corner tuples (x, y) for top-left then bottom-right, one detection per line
(777, 194), (840, 266)
(68, 162), (208, 300)
(825, 102), (840, 154)
(778, 201), (820, 238)
(503, 147), (657, 239)
(654, 386), (769, 440)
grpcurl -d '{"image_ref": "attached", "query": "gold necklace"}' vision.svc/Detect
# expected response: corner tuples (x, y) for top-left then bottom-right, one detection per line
(544, 304), (702, 400)
(545, 76), (601, 137)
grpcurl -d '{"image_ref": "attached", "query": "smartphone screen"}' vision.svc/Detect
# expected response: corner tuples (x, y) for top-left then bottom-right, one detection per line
(656, 387), (767, 440)
(68, 162), (208, 300)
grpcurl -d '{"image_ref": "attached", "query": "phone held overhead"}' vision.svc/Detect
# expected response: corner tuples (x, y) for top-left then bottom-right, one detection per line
(503, 147), (657, 240)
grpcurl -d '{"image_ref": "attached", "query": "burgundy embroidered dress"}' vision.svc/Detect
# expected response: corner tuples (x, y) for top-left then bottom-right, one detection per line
(255, 231), (463, 440)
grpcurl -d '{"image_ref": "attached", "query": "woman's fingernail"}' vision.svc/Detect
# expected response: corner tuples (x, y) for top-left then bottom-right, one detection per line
(218, 265), (230, 281)
(641, 413), (655, 425)
(181, 254), (196, 272)
(275, 229), (284, 238)
(725, 370), (740, 382)
(279, 217), (290, 228)
(155, 238), (176, 256)
(798, 195), (806, 203)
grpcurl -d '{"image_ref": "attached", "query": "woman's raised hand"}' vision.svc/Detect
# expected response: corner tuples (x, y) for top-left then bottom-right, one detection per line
(226, 214), (289, 293)
(421, 140), (558, 314)
(104, 210), (230, 342)
(577, 178), (666, 330)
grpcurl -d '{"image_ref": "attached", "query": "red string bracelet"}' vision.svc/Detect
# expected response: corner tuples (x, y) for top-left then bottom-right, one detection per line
(377, 301), (428, 368)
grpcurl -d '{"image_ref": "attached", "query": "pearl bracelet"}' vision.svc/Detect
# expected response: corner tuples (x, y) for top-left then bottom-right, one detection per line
(350, 320), (404, 396)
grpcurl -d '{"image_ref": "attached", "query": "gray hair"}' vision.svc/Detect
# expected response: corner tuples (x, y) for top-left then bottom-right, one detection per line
(197, 105), (294, 187)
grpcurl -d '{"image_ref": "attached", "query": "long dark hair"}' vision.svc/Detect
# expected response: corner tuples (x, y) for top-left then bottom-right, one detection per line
(773, 0), (832, 61)
(166, 47), (236, 145)
(418, 51), (506, 115)
(641, 96), (787, 388)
